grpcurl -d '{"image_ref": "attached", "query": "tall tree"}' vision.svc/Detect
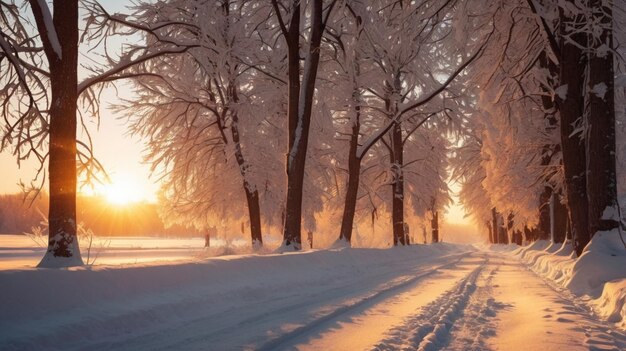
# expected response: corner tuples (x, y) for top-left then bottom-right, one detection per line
(271, 0), (337, 249)
(123, 0), (286, 247)
(585, 0), (619, 237)
(0, 0), (196, 266)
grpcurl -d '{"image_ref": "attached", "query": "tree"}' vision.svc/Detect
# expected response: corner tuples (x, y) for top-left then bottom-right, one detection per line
(122, 0), (288, 247)
(585, 0), (619, 237)
(0, 0), (196, 267)
(271, 0), (338, 250)
(328, 0), (490, 246)
(529, 0), (621, 253)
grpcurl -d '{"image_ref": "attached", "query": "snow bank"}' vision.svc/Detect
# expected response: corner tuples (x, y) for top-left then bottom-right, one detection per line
(512, 231), (626, 330)
(565, 230), (626, 295)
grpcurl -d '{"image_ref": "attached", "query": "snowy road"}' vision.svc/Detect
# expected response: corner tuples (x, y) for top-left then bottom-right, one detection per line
(1, 246), (624, 350)
(283, 252), (626, 351)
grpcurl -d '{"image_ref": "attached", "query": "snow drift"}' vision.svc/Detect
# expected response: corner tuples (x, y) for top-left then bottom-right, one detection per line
(513, 230), (626, 330)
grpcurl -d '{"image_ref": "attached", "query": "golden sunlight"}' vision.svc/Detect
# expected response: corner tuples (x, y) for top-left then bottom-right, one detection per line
(103, 179), (141, 205)
(85, 173), (150, 205)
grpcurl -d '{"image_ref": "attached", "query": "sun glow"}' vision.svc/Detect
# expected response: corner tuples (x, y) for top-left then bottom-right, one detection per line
(84, 173), (151, 205)
(103, 179), (142, 205)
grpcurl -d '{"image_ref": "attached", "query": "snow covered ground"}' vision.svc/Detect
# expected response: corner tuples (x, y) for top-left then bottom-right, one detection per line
(0, 234), (257, 269)
(0, 236), (625, 350)
(510, 231), (626, 332)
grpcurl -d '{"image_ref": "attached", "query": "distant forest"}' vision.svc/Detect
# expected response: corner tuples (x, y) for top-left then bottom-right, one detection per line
(0, 193), (199, 237)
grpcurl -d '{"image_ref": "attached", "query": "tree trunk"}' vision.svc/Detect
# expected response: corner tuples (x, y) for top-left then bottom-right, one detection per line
(586, 0), (618, 238)
(552, 191), (568, 243)
(286, 1), (300, 152)
(36, 0), (82, 267)
(491, 207), (499, 244)
(391, 122), (405, 246)
(538, 186), (552, 240)
(523, 225), (532, 244)
(513, 230), (523, 245)
(537, 50), (559, 242)
(505, 213), (513, 244)
(243, 185), (263, 247)
(338, 116), (362, 243)
(431, 210), (439, 243)
(229, 84), (263, 247)
(556, 4), (589, 255)
(283, 0), (325, 249)
(487, 222), (493, 244)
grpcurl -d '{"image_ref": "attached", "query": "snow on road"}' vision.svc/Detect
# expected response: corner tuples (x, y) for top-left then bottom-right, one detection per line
(0, 244), (624, 351)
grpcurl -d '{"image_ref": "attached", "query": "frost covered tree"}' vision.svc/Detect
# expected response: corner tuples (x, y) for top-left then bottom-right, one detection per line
(270, 0), (338, 250)
(120, 0), (290, 247)
(529, 0), (622, 253)
(342, 0), (490, 246)
(0, 0), (196, 267)
(451, 0), (563, 244)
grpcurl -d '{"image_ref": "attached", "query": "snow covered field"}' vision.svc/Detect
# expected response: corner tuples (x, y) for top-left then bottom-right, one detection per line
(1, 236), (625, 350)
(0, 234), (257, 269)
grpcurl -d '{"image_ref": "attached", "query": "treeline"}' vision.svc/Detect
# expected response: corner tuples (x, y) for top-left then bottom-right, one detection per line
(0, 193), (199, 237)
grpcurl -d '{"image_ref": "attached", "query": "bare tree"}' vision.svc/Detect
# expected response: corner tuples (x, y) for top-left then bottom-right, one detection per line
(0, 0), (196, 267)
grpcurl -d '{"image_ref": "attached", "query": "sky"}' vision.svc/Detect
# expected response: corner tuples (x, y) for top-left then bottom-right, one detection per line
(0, 0), (479, 237)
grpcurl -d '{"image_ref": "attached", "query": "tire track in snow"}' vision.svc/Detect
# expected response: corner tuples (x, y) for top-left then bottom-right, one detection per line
(255, 254), (469, 351)
(372, 255), (488, 351)
(443, 265), (510, 351)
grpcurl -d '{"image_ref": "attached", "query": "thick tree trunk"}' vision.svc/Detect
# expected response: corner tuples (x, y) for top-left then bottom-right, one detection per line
(556, 4), (589, 255)
(586, 0), (618, 238)
(243, 184), (263, 247)
(431, 210), (439, 243)
(283, 0), (324, 249)
(537, 186), (551, 240)
(37, 0), (82, 267)
(551, 191), (568, 243)
(391, 122), (405, 246)
(338, 113), (362, 243)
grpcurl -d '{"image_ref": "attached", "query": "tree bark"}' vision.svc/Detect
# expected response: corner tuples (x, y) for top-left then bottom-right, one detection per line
(283, 0), (325, 249)
(551, 191), (568, 243)
(498, 222), (508, 244)
(431, 210), (439, 243)
(391, 121), (405, 246)
(338, 108), (362, 243)
(229, 78), (263, 247)
(586, 0), (618, 238)
(491, 207), (499, 244)
(537, 186), (552, 240)
(35, 0), (82, 266)
(556, 4), (589, 255)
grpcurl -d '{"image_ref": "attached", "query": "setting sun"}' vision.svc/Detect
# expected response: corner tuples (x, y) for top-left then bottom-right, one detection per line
(82, 173), (152, 205)
(102, 179), (142, 205)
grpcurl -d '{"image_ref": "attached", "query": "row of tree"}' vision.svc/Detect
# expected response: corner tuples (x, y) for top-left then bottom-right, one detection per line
(120, 0), (483, 250)
(453, 0), (625, 255)
(0, 0), (623, 266)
